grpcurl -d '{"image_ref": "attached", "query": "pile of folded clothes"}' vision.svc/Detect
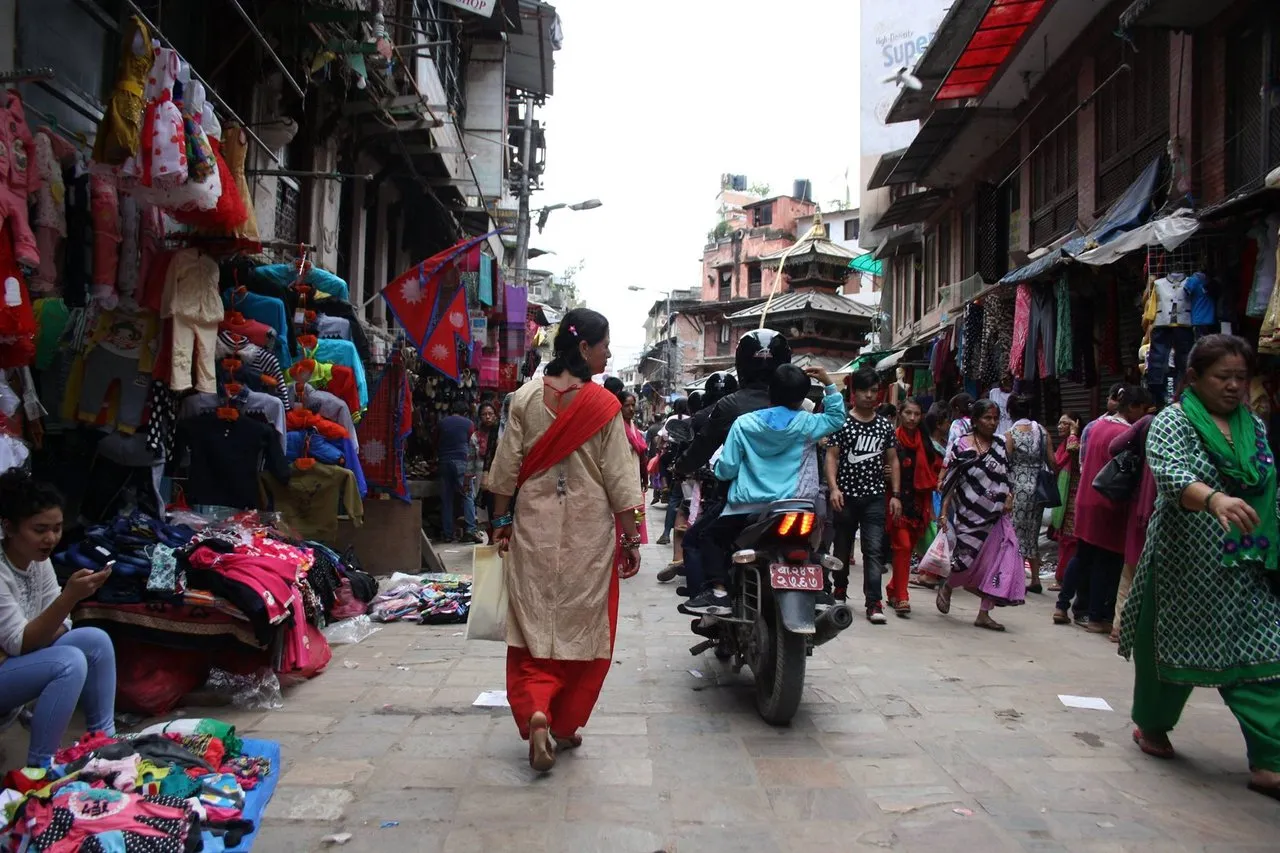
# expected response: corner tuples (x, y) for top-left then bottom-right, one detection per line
(368, 573), (470, 624)
(0, 719), (277, 852)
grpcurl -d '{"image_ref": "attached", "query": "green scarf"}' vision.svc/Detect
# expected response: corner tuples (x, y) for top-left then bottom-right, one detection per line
(1182, 388), (1279, 571)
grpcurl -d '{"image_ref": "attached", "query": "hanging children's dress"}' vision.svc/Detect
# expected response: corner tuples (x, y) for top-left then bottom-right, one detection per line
(93, 16), (153, 166)
(220, 125), (259, 240)
(172, 97), (245, 231)
(128, 47), (187, 197)
(150, 72), (220, 213)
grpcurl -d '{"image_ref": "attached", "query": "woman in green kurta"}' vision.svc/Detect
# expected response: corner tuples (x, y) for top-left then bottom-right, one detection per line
(1119, 334), (1280, 799)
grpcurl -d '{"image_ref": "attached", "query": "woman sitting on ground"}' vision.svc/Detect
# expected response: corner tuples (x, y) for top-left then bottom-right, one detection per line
(0, 472), (116, 768)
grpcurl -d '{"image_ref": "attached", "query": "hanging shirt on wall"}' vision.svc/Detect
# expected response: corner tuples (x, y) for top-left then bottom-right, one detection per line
(173, 412), (291, 509)
(1153, 273), (1192, 327)
(1184, 271), (1216, 328)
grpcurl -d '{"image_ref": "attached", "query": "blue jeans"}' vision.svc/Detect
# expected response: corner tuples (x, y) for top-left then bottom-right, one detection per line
(439, 459), (476, 539)
(0, 627), (116, 766)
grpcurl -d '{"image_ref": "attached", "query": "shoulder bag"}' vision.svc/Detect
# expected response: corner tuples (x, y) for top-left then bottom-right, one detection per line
(1034, 425), (1063, 508)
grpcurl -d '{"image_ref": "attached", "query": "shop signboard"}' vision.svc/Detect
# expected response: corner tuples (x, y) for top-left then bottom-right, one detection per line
(439, 0), (497, 17)
(859, 0), (950, 162)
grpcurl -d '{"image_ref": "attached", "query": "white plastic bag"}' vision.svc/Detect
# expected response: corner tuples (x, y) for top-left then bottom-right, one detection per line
(466, 545), (508, 642)
(918, 531), (952, 579)
(322, 615), (382, 645)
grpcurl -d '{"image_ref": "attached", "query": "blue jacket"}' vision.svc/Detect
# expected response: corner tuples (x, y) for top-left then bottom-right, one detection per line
(1184, 271), (1215, 327)
(715, 385), (846, 515)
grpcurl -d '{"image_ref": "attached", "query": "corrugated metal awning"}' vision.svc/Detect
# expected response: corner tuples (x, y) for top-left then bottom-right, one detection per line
(874, 189), (949, 230)
(936, 0), (1049, 102)
(866, 148), (908, 192)
(885, 109), (975, 186)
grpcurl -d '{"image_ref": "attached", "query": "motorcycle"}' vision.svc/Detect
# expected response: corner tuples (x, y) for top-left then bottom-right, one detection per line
(683, 498), (853, 724)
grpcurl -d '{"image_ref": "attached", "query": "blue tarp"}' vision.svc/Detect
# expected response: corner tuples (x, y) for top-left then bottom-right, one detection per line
(1000, 155), (1163, 285)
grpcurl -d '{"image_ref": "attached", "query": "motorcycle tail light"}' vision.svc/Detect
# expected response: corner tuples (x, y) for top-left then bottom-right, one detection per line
(775, 512), (815, 537)
(784, 549), (810, 563)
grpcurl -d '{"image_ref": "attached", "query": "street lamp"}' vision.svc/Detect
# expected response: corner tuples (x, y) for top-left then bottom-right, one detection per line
(535, 199), (603, 233)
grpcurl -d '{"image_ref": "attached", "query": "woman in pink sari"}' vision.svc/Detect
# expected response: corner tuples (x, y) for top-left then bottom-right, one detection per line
(614, 390), (649, 575)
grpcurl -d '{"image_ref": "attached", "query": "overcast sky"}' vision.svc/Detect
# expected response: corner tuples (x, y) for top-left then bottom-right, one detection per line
(534, 1), (863, 371)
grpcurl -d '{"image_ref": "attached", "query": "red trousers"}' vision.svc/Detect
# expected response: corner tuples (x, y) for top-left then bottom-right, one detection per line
(887, 524), (923, 604)
(506, 565), (620, 740)
(1057, 535), (1078, 582)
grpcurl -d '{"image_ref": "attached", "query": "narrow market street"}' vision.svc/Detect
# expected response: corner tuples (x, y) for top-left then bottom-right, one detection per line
(219, 521), (1280, 853)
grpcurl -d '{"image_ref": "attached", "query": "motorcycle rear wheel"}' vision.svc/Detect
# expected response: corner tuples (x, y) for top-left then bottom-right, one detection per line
(753, 604), (806, 725)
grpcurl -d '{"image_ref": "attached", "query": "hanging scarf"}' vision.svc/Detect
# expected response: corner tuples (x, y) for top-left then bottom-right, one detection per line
(516, 381), (620, 489)
(1182, 387), (1279, 571)
(896, 425), (939, 492)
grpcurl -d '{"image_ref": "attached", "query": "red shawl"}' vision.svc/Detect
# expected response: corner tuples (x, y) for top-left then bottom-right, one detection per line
(896, 425), (939, 492)
(516, 381), (621, 489)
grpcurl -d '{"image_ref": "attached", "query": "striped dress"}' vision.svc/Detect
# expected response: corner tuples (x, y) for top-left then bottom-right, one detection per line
(942, 435), (1012, 575)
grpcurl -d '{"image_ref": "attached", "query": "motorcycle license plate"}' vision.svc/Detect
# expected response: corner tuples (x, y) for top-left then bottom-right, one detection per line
(769, 564), (823, 591)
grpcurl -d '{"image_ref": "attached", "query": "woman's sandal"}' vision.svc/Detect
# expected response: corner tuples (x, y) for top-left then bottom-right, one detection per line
(554, 733), (583, 752)
(528, 712), (556, 772)
(935, 586), (952, 615)
(1132, 727), (1176, 760)
(974, 613), (1006, 631)
(1247, 781), (1280, 801)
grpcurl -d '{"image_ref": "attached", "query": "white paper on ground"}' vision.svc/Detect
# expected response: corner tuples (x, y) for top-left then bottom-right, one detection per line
(473, 690), (510, 708)
(1058, 694), (1113, 711)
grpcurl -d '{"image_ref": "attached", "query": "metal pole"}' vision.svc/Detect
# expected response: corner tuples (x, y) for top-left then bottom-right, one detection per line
(513, 93), (535, 285)
(223, 0), (305, 100)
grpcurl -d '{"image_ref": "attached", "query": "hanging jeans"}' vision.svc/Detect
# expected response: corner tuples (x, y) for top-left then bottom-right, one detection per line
(1024, 288), (1056, 380)
(0, 628), (117, 767)
(1147, 326), (1195, 405)
(439, 458), (476, 538)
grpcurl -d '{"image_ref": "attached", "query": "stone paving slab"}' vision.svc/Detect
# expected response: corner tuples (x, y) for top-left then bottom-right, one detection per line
(5, 519), (1280, 851)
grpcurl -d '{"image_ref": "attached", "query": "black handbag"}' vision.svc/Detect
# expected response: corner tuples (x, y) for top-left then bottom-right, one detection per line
(1033, 428), (1062, 508)
(1092, 448), (1141, 502)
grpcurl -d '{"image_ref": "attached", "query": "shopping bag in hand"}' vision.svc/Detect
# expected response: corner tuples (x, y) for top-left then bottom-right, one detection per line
(466, 545), (508, 642)
(918, 530), (952, 578)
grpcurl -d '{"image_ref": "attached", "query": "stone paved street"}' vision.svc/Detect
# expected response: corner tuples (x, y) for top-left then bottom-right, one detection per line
(6, 518), (1280, 852)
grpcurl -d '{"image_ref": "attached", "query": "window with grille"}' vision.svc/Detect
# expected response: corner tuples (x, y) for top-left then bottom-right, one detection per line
(1030, 88), (1079, 248)
(718, 269), (732, 301)
(747, 263), (762, 298)
(1096, 30), (1170, 211)
(1225, 10), (1280, 196)
(275, 179), (300, 247)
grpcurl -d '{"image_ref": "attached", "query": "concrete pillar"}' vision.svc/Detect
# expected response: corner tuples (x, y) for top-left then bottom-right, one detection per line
(371, 187), (391, 328)
(347, 179), (367, 313)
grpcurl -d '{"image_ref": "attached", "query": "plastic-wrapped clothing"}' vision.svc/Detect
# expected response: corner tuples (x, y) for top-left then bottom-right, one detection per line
(30, 131), (65, 291)
(90, 176), (122, 305)
(0, 91), (38, 269)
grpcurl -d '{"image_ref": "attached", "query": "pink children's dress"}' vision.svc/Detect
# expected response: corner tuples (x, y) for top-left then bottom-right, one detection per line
(0, 89), (39, 270)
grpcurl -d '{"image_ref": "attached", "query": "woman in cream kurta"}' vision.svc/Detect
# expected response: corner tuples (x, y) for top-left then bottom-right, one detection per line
(488, 308), (643, 771)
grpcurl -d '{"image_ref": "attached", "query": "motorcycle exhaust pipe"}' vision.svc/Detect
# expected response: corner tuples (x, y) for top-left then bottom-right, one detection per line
(813, 604), (854, 647)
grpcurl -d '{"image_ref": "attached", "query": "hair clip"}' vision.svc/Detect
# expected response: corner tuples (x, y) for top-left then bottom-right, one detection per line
(568, 325), (577, 336)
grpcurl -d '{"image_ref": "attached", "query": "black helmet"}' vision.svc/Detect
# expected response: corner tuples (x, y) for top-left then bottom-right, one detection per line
(735, 329), (792, 386)
(687, 390), (706, 414)
(703, 371), (731, 406)
(769, 363), (811, 409)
